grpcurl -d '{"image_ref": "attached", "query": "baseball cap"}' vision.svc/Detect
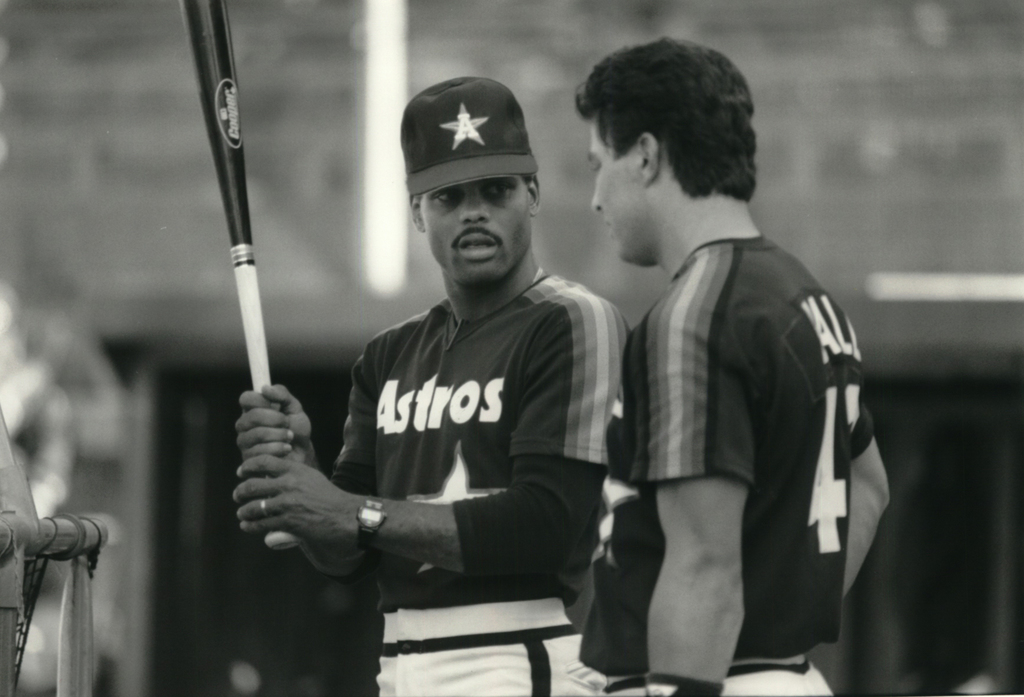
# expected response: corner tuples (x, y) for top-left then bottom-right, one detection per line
(401, 77), (538, 195)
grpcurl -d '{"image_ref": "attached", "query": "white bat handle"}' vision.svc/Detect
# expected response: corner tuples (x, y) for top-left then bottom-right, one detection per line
(233, 253), (299, 551)
(233, 261), (271, 391)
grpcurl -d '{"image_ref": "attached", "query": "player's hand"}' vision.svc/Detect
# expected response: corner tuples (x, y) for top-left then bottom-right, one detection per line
(233, 454), (360, 557)
(236, 384), (314, 466)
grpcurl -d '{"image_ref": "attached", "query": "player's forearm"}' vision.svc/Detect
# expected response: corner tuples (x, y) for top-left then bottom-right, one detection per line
(358, 456), (602, 574)
(648, 477), (748, 682)
(646, 560), (744, 682)
(371, 500), (464, 573)
(843, 439), (889, 594)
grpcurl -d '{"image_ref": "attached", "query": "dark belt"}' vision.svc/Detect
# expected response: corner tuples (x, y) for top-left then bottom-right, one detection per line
(605, 675), (647, 694)
(382, 623), (577, 657)
(727, 659), (811, 677)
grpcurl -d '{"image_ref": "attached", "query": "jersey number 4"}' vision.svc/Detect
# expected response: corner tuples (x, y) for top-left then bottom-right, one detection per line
(808, 385), (859, 554)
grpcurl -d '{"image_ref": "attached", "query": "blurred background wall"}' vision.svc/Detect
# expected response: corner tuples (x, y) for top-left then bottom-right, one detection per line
(1, 0), (1023, 695)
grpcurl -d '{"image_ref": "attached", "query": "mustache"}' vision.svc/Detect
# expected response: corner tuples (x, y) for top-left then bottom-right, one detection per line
(452, 227), (500, 247)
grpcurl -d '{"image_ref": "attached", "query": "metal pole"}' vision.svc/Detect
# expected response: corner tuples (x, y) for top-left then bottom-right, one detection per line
(0, 395), (32, 697)
(57, 555), (94, 697)
(0, 544), (23, 697)
(0, 608), (16, 697)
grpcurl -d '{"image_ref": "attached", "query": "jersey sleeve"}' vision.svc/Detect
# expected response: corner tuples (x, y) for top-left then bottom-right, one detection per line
(636, 246), (756, 484)
(334, 344), (379, 471)
(641, 322), (756, 484)
(326, 344), (383, 583)
(509, 294), (627, 466)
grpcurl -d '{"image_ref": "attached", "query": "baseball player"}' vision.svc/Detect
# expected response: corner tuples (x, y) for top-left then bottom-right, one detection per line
(574, 39), (890, 696)
(233, 76), (624, 696)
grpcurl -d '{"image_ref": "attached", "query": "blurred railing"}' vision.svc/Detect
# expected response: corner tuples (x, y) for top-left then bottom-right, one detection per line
(0, 406), (107, 697)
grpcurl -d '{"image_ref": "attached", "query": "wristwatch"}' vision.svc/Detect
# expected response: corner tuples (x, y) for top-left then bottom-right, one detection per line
(356, 498), (387, 550)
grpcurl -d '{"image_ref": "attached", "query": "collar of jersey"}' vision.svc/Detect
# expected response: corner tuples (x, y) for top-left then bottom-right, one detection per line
(671, 235), (768, 281)
(441, 268), (549, 349)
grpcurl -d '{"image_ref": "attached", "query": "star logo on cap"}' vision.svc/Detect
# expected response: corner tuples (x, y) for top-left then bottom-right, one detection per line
(440, 103), (489, 149)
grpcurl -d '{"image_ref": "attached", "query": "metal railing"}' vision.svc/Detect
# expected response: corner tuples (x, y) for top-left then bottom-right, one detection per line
(0, 405), (107, 697)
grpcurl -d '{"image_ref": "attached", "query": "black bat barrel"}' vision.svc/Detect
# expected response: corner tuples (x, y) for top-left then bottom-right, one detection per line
(180, 0), (253, 249)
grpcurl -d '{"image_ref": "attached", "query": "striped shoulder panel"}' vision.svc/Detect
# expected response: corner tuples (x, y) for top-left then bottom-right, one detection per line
(523, 275), (628, 464)
(642, 244), (738, 480)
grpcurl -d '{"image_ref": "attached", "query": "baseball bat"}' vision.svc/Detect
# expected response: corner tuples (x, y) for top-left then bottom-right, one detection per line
(180, 0), (297, 551)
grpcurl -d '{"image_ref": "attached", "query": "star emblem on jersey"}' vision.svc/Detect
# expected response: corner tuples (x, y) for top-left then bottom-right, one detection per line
(409, 441), (504, 572)
(440, 103), (488, 149)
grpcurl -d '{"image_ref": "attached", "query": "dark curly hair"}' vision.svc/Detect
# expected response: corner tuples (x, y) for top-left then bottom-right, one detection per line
(576, 38), (757, 201)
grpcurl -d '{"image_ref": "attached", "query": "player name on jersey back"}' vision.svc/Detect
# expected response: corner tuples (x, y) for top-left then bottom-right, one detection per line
(798, 293), (862, 364)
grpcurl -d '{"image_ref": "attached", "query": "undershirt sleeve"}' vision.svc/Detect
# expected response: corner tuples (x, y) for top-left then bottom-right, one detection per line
(452, 453), (604, 576)
(850, 402), (875, 460)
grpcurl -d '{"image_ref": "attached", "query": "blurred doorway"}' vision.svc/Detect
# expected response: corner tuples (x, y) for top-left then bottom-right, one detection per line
(841, 379), (1024, 695)
(149, 366), (382, 697)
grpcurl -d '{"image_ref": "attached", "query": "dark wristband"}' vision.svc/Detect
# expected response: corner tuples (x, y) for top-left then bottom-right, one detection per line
(356, 525), (375, 550)
(646, 673), (723, 696)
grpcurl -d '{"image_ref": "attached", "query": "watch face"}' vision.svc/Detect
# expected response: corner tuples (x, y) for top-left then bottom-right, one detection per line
(360, 508), (385, 527)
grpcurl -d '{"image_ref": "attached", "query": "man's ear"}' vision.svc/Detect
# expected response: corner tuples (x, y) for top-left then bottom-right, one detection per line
(636, 132), (662, 185)
(410, 195), (425, 232)
(526, 176), (540, 217)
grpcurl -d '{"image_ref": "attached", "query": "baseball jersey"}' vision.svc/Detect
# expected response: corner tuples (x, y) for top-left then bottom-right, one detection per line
(334, 272), (627, 613)
(581, 236), (874, 672)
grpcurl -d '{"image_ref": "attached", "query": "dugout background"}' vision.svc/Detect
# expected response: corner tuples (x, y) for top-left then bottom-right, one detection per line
(135, 368), (1024, 697)
(2, 0), (1024, 695)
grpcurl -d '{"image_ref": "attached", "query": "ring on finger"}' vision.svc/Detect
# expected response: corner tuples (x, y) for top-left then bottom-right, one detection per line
(260, 499), (268, 516)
